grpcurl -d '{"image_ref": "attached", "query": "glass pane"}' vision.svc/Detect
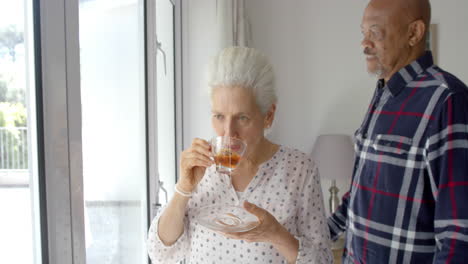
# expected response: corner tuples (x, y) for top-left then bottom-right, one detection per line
(79, 0), (148, 263)
(156, 0), (176, 204)
(0, 0), (41, 263)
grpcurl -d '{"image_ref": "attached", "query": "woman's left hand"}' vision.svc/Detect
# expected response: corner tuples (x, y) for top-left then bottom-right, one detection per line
(221, 201), (282, 244)
(222, 201), (300, 263)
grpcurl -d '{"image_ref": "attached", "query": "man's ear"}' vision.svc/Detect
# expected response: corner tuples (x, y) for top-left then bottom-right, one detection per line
(408, 20), (426, 47)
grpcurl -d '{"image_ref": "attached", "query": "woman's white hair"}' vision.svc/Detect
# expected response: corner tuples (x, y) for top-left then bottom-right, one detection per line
(207, 46), (277, 113)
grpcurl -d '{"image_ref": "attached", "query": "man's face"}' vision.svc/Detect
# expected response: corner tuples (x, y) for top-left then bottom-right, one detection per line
(361, 2), (410, 80)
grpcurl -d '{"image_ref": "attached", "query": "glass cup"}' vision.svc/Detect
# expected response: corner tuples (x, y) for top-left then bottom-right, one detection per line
(211, 136), (247, 175)
(195, 137), (257, 233)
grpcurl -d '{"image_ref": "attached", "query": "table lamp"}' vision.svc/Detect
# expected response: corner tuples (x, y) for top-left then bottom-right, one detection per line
(312, 134), (354, 214)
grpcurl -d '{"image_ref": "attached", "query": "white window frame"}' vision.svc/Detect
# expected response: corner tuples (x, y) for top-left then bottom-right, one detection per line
(146, 0), (158, 221)
(147, 0), (183, 220)
(36, 0), (183, 263)
(38, 0), (86, 263)
(174, 0), (184, 181)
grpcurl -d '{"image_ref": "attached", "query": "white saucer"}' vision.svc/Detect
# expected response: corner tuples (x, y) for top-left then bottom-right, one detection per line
(195, 205), (260, 233)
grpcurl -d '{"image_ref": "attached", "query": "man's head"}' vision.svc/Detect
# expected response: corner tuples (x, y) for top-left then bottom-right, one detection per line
(361, 0), (431, 81)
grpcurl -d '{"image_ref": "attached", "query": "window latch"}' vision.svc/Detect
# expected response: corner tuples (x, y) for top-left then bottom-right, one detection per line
(151, 180), (168, 219)
(155, 35), (167, 75)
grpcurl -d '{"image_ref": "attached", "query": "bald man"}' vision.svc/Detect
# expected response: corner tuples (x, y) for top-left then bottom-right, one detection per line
(328, 0), (468, 263)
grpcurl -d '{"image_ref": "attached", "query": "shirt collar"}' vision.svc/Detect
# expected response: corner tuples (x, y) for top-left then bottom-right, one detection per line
(382, 51), (434, 97)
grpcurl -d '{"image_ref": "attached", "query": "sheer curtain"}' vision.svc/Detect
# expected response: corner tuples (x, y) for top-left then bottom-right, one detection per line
(216, 0), (251, 48)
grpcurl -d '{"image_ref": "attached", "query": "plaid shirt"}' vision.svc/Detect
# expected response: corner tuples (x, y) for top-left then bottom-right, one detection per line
(328, 51), (468, 264)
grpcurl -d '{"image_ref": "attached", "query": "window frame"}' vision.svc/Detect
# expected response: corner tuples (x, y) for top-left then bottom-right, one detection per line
(147, 0), (183, 221)
(37, 0), (86, 262)
(35, 0), (183, 263)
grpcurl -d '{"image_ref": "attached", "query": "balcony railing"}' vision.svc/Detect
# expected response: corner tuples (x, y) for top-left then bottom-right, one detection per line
(0, 127), (28, 170)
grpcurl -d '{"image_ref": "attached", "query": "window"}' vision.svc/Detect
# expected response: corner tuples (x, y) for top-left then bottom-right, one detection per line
(0, 0), (42, 263)
(79, 0), (148, 263)
(155, 0), (177, 207)
(1, 0), (181, 262)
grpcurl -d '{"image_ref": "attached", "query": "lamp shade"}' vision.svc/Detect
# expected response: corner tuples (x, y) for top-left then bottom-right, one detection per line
(312, 134), (355, 180)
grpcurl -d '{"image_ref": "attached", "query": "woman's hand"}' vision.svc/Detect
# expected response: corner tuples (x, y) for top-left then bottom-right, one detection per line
(177, 138), (214, 193)
(221, 201), (283, 243)
(221, 201), (299, 263)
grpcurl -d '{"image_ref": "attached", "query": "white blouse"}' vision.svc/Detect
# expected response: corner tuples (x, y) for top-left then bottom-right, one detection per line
(147, 146), (332, 263)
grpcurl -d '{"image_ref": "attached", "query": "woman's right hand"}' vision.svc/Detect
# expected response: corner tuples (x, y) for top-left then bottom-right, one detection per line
(177, 138), (214, 193)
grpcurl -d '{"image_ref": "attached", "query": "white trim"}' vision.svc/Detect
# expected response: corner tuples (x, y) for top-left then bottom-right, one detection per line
(25, 0), (42, 261)
(146, 0), (160, 221)
(147, 0), (183, 220)
(64, 0), (86, 261)
(39, 0), (85, 263)
(174, 0), (184, 181)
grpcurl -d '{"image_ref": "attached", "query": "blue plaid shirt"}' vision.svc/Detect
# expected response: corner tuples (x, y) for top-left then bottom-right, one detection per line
(328, 51), (468, 264)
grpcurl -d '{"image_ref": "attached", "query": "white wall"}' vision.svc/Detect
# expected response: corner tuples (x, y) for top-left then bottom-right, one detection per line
(430, 0), (468, 78)
(244, 0), (468, 214)
(181, 0), (219, 147)
(182, 0), (468, 214)
(246, 0), (371, 152)
(182, 0), (374, 149)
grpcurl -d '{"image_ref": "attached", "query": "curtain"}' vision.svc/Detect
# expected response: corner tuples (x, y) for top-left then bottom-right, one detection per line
(216, 0), (251, 48)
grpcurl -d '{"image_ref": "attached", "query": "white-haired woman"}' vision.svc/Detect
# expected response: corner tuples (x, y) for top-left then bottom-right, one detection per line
(147, 47), (332, 263)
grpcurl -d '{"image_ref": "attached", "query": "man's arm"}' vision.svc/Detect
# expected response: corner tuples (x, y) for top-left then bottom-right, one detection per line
(328, 191), (351, 241)
(425, 92), (468, 264)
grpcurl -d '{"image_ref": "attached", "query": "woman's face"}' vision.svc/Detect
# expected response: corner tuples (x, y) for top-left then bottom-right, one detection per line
(211, 86), (272, 151)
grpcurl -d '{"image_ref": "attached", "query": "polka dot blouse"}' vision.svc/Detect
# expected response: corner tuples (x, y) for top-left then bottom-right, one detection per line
(147, 146), (332, 263)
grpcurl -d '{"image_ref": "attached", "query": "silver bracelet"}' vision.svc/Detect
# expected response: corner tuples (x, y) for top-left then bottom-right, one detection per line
(174, 184), (192, 198)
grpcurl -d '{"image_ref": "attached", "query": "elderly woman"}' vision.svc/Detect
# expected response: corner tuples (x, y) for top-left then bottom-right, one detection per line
(147, 47), (332, 263)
